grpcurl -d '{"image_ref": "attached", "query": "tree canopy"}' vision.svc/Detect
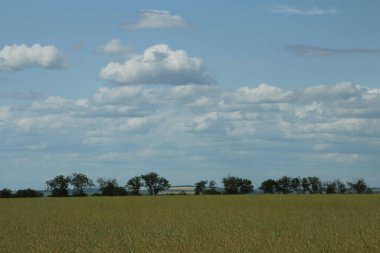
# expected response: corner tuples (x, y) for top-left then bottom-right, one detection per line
(46, 175), (71, 197)
(141, 172), (170, 195)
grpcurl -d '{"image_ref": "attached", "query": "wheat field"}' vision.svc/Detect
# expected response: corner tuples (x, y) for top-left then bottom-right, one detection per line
(0, 195), (379, 252)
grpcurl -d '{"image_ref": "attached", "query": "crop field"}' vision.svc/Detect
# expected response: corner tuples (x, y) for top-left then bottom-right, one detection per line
(0, 195), (379, 252)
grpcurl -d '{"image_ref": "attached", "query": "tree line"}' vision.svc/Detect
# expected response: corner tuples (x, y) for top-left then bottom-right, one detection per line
(258, 176), (372, 194)
(0, 172), (373, 198)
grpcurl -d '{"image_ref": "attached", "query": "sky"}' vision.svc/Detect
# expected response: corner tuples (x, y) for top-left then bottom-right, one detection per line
(0, 0), (380, 189)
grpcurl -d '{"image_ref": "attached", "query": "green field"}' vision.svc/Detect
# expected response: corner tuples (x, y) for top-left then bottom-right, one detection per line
(0, 195), (379, 252)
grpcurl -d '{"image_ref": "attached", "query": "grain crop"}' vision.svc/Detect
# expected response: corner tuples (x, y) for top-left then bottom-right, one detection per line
(0, 195), (379, 252)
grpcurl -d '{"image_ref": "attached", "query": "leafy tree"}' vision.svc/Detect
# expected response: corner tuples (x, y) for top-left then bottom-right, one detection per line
(141, 172), (170, 195)
(204, 180), (220, 195)
(259, 179), (277, 194)
(301, 177), (310, 194)
(239, 178), (254, 194)
(0, 188), (12, 198)
(324, 181), (338, 194)
(97, 178), (128, 196)
(290, 177), (302, 193)
(222, 176), (253, 194)
(276, 176), (292, 194)
(71, 173), (94, 196)
(222, 176), (240, 194)
(194, 180), (208, 195)
(308, 176), (323, 194)
(46, 175), (71, 197)
(127, 176), (143, 195)
(336, 179), (347, 194)
(14, 188), (42, 198)
(347, 178), (371, 194)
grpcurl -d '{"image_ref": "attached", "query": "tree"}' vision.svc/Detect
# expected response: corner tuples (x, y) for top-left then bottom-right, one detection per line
(301, 177), (310, 194)
(324, 181), (338, 194)
(259, 179), (277, 194)
(336, 179), (347, 194)
(204, 180), (220, 195)
(14, 188), (42, 198)
(0, 188), (12, 198)
(46, 175), (71, 197)
(347, 178), (371, 194)
(194, 180), (208, 195)
(308, 176), (323, 194)
(290, 177), (302, 194)
(70, 173), (94, 196)
(222, 176), (253, 194)
(127, 176), (143, 195)
(97, 178), (127, 196)
(141, 172), (170, 195)
(222, 176), (240, 194)
(239, 178), (254, 194)
(276, 176), (292, 194)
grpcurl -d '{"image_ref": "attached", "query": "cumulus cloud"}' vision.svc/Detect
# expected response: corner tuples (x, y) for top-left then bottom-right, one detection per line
(0, 44), (67, 70)
(288, 45), (380, 56)
(99, 44), (214, 85)
(235, 84), (294, 103)
(303, 82), (361, 100)
(1, 82), (380, 187)
(121, 10), (187, 30)
(96, 39), (130, 55)
(271, 5), (339, 16)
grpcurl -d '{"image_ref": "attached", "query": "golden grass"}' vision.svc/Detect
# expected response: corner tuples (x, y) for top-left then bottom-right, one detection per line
(0, 195), (379, 252)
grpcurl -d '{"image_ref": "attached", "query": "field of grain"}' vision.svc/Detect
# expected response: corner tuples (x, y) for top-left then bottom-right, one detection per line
(0, 195), (379, 252)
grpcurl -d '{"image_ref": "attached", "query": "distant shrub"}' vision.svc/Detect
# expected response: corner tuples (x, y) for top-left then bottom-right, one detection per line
(14, 188), (43, 198)
(0, 188), (12, 198)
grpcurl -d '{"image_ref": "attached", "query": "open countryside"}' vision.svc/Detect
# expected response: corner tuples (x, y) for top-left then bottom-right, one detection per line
(1, 195), (379, 252)
(1, 1), (380, 252)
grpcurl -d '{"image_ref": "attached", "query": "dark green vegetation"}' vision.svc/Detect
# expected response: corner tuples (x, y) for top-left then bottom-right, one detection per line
(0, 195), (379, 252)
(0, 173), (373, 198)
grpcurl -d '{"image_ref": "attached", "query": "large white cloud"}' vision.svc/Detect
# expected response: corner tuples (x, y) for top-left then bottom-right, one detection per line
(99, 44), (214, 85)
(121, 10), (187, 30)
(0, 44), (66, 70)
(1, 82), (380, 188)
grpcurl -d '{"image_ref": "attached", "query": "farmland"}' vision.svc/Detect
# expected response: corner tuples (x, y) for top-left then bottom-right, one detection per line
(0, 195), (379, 252)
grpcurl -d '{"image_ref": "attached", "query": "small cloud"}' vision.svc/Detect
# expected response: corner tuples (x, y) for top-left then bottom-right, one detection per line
(0, 43), (67, 70)
(235, 84), (294, 103)
(287, 45), (380, 56)
(72, 42), (85, 50)
(96, 39), (130, 55)
(271, 5), (339, 16)
(99, 44), (214, 86)
(121, 10), (187, 30)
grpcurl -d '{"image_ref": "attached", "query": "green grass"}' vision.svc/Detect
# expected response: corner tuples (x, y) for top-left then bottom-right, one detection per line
(0, 195), (379, 252)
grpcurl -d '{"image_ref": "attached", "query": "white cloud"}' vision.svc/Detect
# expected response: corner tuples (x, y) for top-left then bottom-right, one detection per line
(271, 5), (339, 16)
(118, 116), (157, 133)
(96, 39), (130, 55)
(99, 44), (214, 85)
(235, 84), (294, 103)
(0, 44), (66, 70)
(121, 10), (187, 30)
(303, 82), (361, 100)
(1, 82), (380, 187)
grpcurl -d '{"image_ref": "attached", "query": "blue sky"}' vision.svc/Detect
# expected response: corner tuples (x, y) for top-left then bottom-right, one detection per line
(0, 0), (379, 188)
